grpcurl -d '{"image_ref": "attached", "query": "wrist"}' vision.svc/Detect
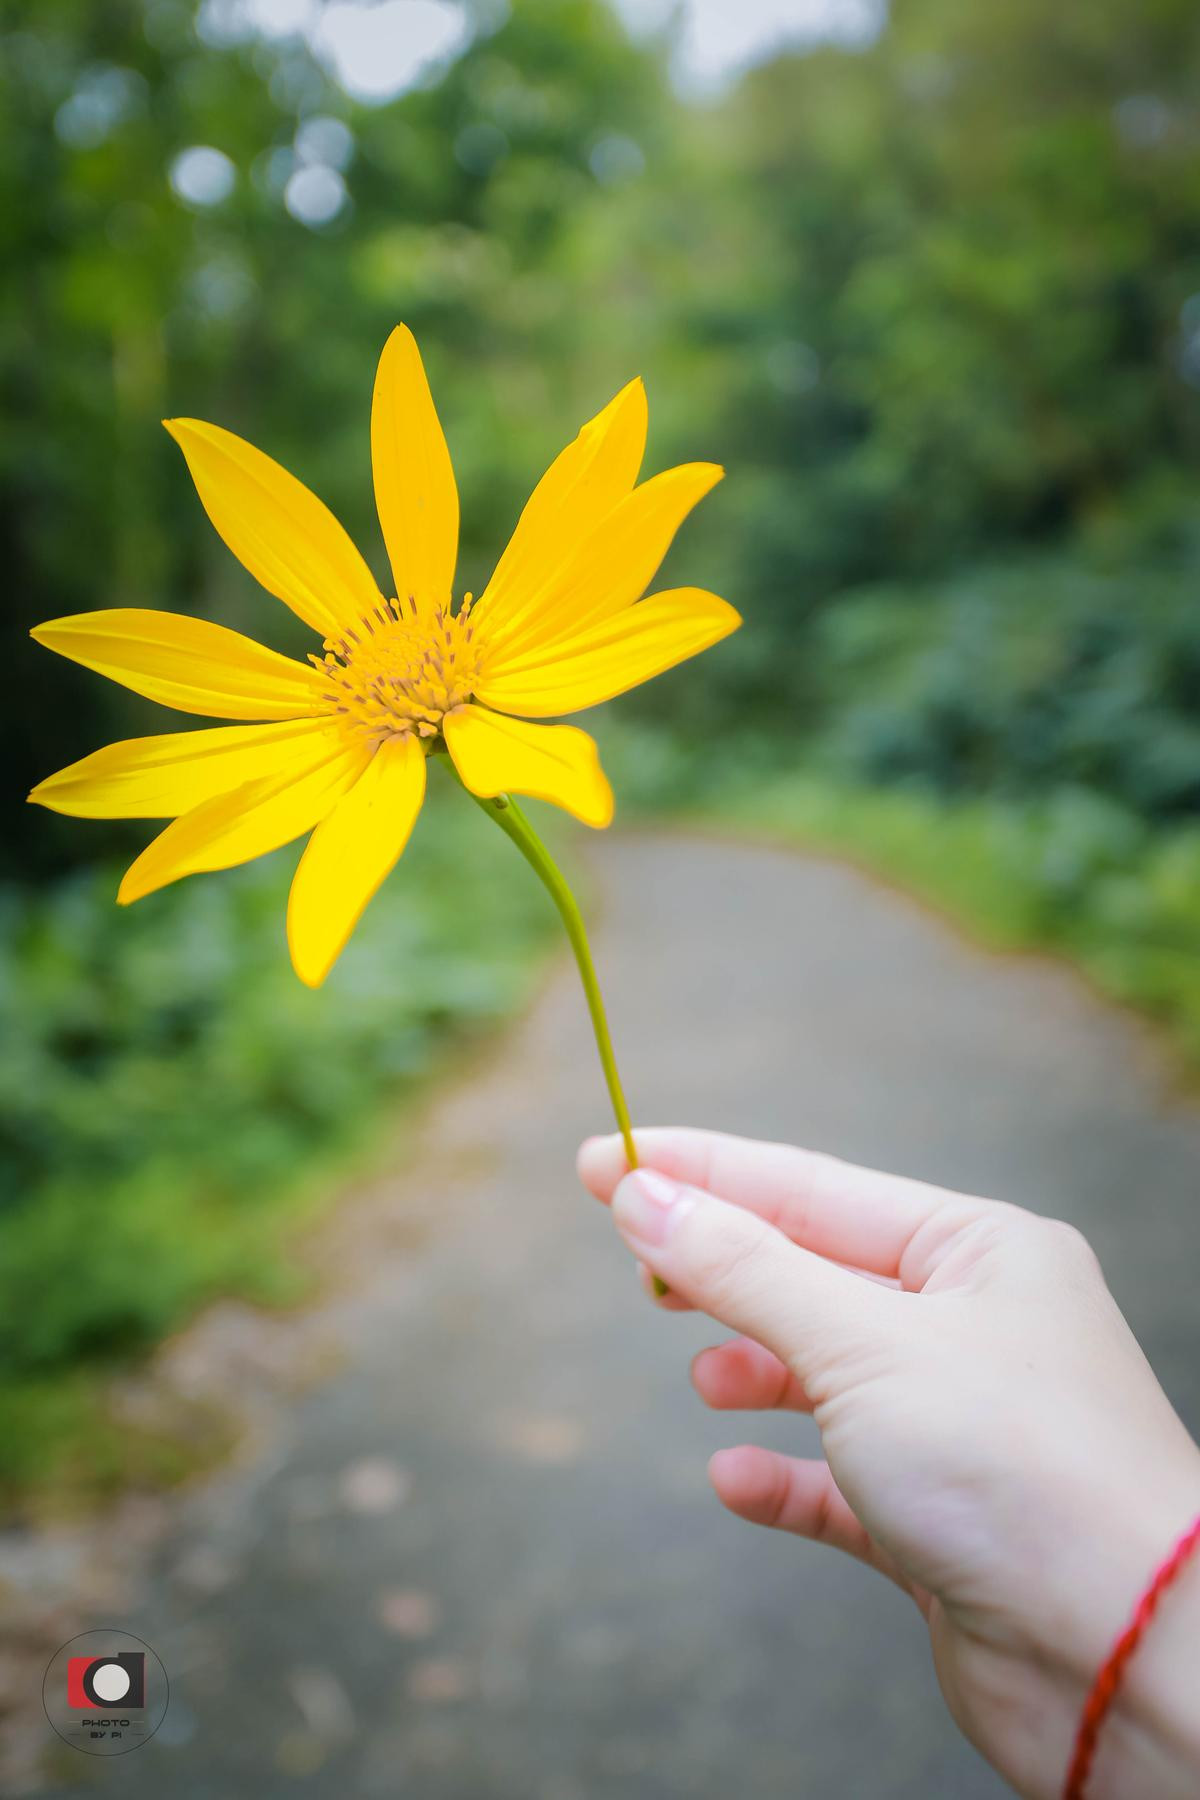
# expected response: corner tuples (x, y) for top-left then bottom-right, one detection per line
(1045, 1453), (1200, 1799)
(1088, 1510), (1200, 1799)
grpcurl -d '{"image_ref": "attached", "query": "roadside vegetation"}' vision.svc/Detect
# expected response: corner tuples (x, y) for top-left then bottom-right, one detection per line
(4, 0), (1197, 1511)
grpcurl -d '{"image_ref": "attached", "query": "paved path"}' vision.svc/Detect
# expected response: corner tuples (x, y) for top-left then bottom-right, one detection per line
(34, 833), (1200, 1797)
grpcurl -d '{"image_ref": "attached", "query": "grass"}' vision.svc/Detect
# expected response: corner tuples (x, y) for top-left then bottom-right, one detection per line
(0, 763), (566, 1518)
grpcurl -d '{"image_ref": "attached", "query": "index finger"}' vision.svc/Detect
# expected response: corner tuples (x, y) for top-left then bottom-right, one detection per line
(577, 1127), (985, 1281)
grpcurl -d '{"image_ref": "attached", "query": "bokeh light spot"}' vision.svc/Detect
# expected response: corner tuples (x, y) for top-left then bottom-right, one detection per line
(588, 134), (645, 185)
(169, 145), (237, 207)
(284, 163), (349, 227)
(312, 0), (470, 105)
(55, 65), (145, 149)
(294, 114), (355, 171)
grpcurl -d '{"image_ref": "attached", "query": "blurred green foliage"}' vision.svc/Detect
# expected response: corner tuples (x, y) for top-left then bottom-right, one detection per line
(804, 540), (1200, 816)
(3, 0), (671, 868)
(4, 0), (1200, 1503)
(8, 0), (1200, 826)
(0, 779), (557, 1506)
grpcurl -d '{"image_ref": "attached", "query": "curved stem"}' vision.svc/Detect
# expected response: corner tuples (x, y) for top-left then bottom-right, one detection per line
(466, 790), (639, 1173)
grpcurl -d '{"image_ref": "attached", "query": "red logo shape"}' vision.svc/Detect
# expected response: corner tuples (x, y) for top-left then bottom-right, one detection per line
(66, 1653), (145, 1709)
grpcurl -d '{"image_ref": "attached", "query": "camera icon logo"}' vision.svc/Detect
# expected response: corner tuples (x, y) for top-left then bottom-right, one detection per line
(43, 1631), (168, 1756)
(66, 1651), (146, 1710)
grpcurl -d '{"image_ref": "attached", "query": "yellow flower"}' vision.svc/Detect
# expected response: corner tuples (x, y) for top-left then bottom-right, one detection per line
(29, 327), (740, 987)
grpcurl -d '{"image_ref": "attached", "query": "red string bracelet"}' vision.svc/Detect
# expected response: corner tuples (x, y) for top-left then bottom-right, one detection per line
(1062, 1510), (1200, 1799)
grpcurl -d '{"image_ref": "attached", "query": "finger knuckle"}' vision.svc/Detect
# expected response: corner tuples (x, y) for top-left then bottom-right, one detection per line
(810, 1474), (838, 1545)
(763, 1462), (794, 1530)
(1043, 1216), (1102, 1275)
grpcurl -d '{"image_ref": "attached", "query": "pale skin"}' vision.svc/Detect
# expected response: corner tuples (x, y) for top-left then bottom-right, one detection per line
(576, 1128), (1200, 1800)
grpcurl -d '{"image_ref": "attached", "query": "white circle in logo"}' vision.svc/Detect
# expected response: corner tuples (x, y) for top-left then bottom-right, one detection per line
(91, 1662), (131, 1703)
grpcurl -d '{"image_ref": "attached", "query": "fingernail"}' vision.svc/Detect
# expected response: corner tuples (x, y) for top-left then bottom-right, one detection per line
(613, 1168), (690, 1245)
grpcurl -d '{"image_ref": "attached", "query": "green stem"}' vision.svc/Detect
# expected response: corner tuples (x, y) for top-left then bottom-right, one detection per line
(466, 790), (639, 1174)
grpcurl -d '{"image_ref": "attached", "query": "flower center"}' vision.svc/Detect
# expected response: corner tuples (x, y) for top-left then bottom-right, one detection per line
(313, 596), (479, 743)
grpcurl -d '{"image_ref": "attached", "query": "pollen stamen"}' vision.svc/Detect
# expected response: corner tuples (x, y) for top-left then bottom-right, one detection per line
(319, 599), (480, 744)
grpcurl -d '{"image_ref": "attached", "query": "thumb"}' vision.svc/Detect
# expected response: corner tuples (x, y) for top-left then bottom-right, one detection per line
(610, 1166), (880, 1377)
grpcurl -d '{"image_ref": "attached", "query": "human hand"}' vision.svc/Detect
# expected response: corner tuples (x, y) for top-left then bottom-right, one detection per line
(577, 1127), (1200, 1800)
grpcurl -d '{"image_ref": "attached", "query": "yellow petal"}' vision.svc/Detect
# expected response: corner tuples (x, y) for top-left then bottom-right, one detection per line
(28, 719), (337, 819)
(165, 418), (384, 637)
(444, 705), (613, 828)
(287, 732), (426, 988)
(31, 609), (330, 720)
(472, 587), (741, 719)
(478, 463), (723, 664)
(118, 728), (369, 905)
(371, 325), (459, 612)
(472, 377), (646, 636)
